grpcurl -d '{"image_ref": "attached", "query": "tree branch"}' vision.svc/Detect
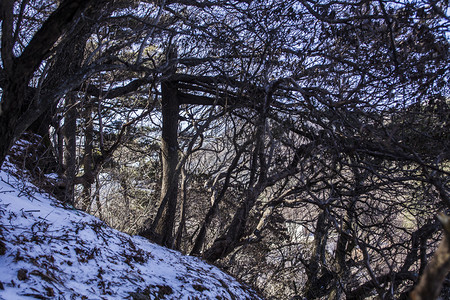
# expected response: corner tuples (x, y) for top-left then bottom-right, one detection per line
(14, 0), (94, 80)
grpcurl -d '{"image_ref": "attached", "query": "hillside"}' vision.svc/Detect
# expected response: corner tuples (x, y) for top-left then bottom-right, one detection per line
(0, 165), (262, 300)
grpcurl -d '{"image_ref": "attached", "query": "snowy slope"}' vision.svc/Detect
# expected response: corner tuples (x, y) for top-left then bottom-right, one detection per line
(0, 168), (262, 300)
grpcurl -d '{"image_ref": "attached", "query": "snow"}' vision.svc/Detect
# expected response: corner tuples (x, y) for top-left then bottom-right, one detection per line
(0, 167), (262, 300)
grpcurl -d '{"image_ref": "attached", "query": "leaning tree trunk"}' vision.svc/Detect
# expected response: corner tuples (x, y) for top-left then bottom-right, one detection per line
(410, 213), (450, 300)
(0, 0), (96, 168)
(0, 82), (28, 167)
(203, 112), (267, 262)
(190, 142), (251, 256)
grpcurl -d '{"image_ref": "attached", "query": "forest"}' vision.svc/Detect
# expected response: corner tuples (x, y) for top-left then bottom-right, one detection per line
(0, 0), (449, 299)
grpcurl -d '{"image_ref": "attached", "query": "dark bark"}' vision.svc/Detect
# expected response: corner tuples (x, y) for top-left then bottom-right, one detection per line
(203, 189), (261, 261)
(81, 103), (95, 211)
(410, 214), (450, 300)
(149, 79), (179, 248)
(347, 272), (418, 300)
(202, 117), (265, 261)
(331, 217), (352, 300)
(190, 140), (252, 256)
(15, 0), (93, 74)
(50, 26), (90, 205)
(201, 83), (292, 261)
(63, 93), (78, 206)
(202, 142), (305, 261)
(303, 211), (332, 299)
(0, 0), (103, 168)
(401, 220), (440, 274)
(136, 57), (181, 247)
(175, 168), (188, 251)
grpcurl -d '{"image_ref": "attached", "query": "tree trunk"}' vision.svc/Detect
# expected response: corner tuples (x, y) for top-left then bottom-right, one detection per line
(175, 168), (188, 251)
(0, 84), (26, 166)
(0, 0), (96, 168)
(135, 46), (181, 248)
(190, 141), (251, 256)
(159, 78), (180, 245)
(331, 216), (352, 300)
(81, 103), (94, 211)
(410, 213), (450, 300)
(202, 111), (268, 261)
(63, 93), (78, 206)
(149, 79), (179, 248)
(303, 211), (332, 299)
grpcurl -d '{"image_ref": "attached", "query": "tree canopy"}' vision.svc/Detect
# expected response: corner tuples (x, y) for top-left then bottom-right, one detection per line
(1, 0), (449, 299)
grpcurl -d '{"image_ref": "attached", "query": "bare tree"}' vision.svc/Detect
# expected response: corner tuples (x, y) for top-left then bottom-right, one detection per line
(1, 1), (448, 299)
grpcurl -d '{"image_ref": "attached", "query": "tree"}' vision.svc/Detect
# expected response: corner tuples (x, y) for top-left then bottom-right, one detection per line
(1, 1), (448, 299)
(0, 0), (98, 166)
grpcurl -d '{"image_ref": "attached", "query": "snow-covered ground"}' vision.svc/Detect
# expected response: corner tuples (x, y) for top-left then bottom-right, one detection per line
(0, 167), (262, 300)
